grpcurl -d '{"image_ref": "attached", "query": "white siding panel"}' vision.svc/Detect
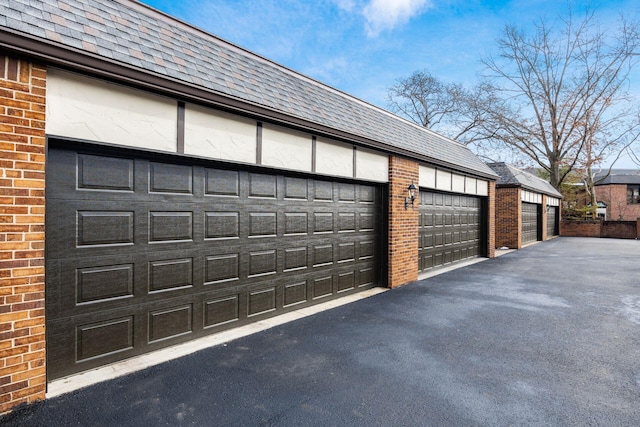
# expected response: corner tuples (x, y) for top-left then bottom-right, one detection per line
(46, 69), (177, 151)
(419, 165), (436, 189)
(476, 179), (488, 196)
(452, 173), (465, 193)
(521, 190), (542, 204)
(316, 138), (353, 178)
(356, 149), (388, 182)
(184, 104), (257, 164)
(262, 124), (312, 172)
(436, 170), (452, 192)
(465, 177), (477, 195)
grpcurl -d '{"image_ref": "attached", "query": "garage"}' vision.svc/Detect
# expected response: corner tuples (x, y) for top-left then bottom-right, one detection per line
(0, 0), (499, 410)
(488, 162), (562, 249)
(547, 205), (558, 237)
(418, 191), (482, 272)
(45, 142), (383, 379)
(521, 202), (540, 245)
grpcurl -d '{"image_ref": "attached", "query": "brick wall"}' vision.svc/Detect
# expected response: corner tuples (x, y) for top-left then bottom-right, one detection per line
(494, 187), (520, 249)
(541, 195), (548, 241)
(0, 56), (47, 413)
(595, 184), (640, 221)
(387, 156), (419, 288)
(560, 220), (602, 237)
(560, 219), (639, 238)
(601, 221), (637, 239)
(486, 181), (496, 258)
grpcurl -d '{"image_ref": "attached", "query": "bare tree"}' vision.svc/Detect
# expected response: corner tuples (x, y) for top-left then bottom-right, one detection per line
(478, 9), (640, 190)
(386, 70), (465, 136)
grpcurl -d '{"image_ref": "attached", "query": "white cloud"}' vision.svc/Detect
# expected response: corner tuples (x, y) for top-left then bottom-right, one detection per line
(363, 0), (433, 37)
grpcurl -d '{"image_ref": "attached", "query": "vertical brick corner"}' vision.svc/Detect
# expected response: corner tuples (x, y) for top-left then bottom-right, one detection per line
(0, 56), (47, 414)
(494, 187), (521, 249)
(387, 156), (419, 288)
(486, 180), (496, 258)
(541, 195), (548, 241)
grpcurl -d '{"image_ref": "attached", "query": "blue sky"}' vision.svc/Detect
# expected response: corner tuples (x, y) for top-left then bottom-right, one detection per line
(140, 0), (640, 167)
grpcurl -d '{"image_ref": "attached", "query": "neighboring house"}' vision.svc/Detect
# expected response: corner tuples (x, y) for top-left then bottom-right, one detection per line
(488, 163), (562, 249)
(594, 169), (640, 221)
(0, 0), (498, 412)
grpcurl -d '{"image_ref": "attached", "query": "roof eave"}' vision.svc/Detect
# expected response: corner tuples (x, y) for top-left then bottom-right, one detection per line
(1, 28), (497, 180)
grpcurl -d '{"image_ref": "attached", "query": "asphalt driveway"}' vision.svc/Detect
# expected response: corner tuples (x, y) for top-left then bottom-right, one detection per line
(3, 237), (640, 426)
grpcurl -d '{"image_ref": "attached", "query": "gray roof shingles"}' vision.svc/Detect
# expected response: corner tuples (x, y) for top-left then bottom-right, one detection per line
(593, 169), (640, 185)
(1, 0), (497, 178)
(487, 162), (562, 198)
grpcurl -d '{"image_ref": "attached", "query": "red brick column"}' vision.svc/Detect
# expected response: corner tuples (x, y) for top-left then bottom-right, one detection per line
(486, 181), (495, 258)
(541, 194), (548, 241)
(494, 187), (520, 249)
(0, 56), (46, 413)
(636, 218), (640, 239)
(388, 156), (419, 288)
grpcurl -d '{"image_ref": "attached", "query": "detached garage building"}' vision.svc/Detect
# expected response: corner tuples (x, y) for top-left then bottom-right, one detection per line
(488, 163), (561, 249)
(0, 0), (497, 412)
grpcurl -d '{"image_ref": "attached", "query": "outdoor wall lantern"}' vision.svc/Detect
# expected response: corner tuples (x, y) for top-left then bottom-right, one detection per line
(405, 181), (418, 209)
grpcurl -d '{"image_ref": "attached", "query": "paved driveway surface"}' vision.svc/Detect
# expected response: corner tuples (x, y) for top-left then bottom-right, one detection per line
(3, 237), (640, 426)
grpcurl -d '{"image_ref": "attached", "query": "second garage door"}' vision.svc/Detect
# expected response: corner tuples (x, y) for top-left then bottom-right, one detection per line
(522, 202), (540, 245)
(46, 143), (383, 380)
(418, 190), (483, 273)
(547, 206), (558, 237)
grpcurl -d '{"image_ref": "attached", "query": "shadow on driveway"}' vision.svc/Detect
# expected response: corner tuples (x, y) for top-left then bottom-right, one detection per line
(3, 237), (640, 426)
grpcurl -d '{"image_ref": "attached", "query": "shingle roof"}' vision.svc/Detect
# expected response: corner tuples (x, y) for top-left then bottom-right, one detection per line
(0, 0), (497, 178)
(593, 169), (640, 185)
(487, 163), (562, 198)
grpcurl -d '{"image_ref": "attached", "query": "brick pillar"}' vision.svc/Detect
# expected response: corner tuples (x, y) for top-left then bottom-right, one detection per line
(494, 187), (520, 249)
(541, 194), (548, 241)
(486, 181), (495, 258)
(637, 218), (640, 239)
(0, 56), (47, 413)
(388, 156), (419, 288)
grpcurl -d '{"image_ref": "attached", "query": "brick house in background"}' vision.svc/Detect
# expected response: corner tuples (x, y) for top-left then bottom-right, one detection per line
(594, 169), (640, 221)
(0, 0), (496, 413)
(488, 163), (562, 249)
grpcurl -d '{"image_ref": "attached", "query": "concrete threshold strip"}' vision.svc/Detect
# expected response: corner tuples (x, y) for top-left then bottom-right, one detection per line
(46, 287), (388, 398)
(48, 256), (500, 398)
(417, 256), (492, 281)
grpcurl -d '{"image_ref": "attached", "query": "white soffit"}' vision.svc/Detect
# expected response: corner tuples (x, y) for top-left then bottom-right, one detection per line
(261, 124), (312, 172)
(476, 179), (489, 196)
(184, 104), (257, 164)
(465, 177), (477, 195)
(452, 174), (465, 193)
(316, 138), (353, 178)
(355, 149), (388, 182)
(46, 68), (177, 152)
(436, 169), (452, 192)
(419, 165), (436, 189)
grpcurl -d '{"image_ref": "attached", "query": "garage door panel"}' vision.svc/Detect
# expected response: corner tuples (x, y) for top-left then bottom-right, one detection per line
(419, 189), (482, 273)
(78, 153), (135, 192)
(204, 294), (240, 328)
(283, 282), (308, 308)
(547, 206), (558, 237)
(522, 202), (539, 244)
(47, 144), (382, 379)
(149, 162), (194, 195)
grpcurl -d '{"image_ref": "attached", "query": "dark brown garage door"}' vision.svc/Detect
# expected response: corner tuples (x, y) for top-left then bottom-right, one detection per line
(547, 206), (558, 237)
(418, 190), (482, 273)
(522, 202), (539, 244)
(46, 143), (382, 379)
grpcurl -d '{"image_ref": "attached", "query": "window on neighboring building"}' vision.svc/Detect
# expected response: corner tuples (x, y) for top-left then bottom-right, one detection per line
(628, 184), (640, 204)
